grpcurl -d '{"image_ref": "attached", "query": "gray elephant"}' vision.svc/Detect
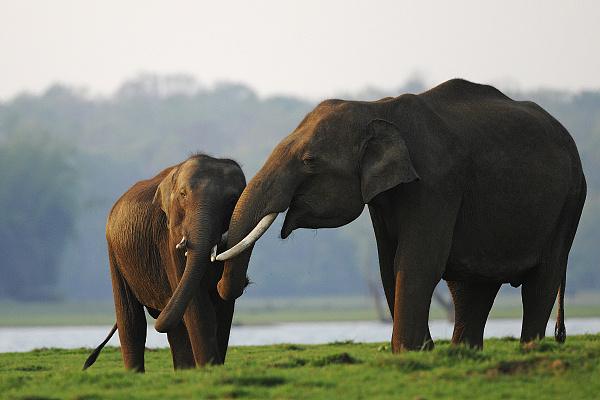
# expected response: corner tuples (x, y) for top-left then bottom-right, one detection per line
(211, 79), (586, 352)
(84, 154), (245, 371)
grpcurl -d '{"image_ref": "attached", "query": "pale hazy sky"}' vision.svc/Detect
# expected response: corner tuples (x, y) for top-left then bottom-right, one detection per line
(1, 0), (599, 100)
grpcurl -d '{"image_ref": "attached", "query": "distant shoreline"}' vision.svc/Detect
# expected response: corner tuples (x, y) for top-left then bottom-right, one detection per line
(1, 294), (600, 327)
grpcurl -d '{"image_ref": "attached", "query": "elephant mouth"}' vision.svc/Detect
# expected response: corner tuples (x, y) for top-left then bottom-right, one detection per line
(280, 201), (346, 239)
(280, 195), (307, 239)
(280, 209), (296, 239)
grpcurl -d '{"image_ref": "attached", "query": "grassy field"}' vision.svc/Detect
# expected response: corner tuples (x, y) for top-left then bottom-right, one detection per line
(1, 335), (599, 399)
(2, 293), (600, 326)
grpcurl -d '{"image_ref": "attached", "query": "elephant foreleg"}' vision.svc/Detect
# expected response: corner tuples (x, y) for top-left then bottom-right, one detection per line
(371, 207), (435, 348)
(214, 297), (235, 363)
(391, 265), (439, 352)
(388, 188), (460, 353)
(183, 290), (220, 365)
(448, 280), (500, 348)
(369, 205), (396, 319)
(166, 321), (195, 369)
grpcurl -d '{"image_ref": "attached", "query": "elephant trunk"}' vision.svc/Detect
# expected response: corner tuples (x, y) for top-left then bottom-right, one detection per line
(155, 209), (218, 333)
(217, 175), (292, 301)
(216, 188), (259, 301)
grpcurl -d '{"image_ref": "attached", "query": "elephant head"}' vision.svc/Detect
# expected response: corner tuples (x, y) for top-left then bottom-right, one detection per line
(215, 99), (419, 300)
(153, 154), (245, 332)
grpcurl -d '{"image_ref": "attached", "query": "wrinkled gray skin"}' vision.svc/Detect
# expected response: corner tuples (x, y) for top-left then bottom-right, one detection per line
(218, 79), (586, 352)
(104, 154), (245, 371)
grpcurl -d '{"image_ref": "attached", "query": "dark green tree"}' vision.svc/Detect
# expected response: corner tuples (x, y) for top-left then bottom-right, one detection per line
(0, 134), (79, 300)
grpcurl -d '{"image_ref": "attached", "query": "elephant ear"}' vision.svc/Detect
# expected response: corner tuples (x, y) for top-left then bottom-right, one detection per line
(153, 168), (178, 215)
(360, 119), (420, 203)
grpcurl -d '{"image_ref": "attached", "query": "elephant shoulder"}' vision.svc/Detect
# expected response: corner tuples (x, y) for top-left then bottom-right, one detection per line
(107, 172), (169, 237)
(419, 79), (513, 106)
(387, 95), (469, 194)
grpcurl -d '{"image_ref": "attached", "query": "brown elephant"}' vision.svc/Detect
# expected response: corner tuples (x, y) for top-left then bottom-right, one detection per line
(83, 154), (245, 371)
(213, 79), (586, 352)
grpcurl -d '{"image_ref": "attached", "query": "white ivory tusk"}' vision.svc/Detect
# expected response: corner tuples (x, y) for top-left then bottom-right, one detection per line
(211, 231), (229, 262)
(175, 236), (187, 250)
(210, 244), (218, 262)
(215, 213), (277, 261)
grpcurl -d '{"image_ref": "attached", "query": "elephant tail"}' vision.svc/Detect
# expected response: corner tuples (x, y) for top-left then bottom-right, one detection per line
(554, 272), (566, 343)
(83, 323), (118, 370)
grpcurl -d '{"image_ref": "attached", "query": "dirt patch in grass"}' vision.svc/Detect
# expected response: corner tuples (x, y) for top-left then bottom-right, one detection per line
(271, 357), (308, 368)
(329, 340), (355, 346)
(437, 345), (489, 361)
(220, 375), (286, 387)
(520, 341), (559, 353)
(487, 357), (570, 377)
(372, 357), (431, 372)
(272, 352), (359, 368)
(277, 344), (305, 351)
(490, 359), (538, 375)
(14, 365), (48, 372)
(72, 395), (103, 400)
(311, 352), (359, 367)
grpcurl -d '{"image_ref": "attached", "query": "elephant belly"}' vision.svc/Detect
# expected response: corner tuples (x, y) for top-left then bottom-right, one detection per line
(444, 122), (573, 283)
(446, 207), (555, 282)
(446, 177), (568, 283)
(112, 247), (174, 312)
(107, 201), (174, 313)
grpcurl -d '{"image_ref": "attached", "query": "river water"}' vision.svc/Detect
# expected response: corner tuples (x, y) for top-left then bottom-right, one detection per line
(1, 318), (600, 352)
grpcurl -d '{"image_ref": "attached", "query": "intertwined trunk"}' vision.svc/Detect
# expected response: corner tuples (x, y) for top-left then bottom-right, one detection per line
(155, 209), (217, 332)
(217, 158), (296, 300)
(217, 187), (261, 300)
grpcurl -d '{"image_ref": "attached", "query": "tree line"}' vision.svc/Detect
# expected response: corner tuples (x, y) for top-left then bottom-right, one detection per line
(0, 75), (598, 301)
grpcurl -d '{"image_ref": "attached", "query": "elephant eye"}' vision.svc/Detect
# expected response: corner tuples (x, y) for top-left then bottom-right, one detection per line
(302, 154), (316, 166)
(180, 190), (187, 198)
(302, 154), (319, 173)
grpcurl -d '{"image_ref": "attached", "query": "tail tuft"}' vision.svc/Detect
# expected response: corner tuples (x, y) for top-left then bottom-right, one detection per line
(83, 348), (102, 370)
(554, 320), (566, 343)
(82, 323), (118, 370)
(554, 272), (566, 344)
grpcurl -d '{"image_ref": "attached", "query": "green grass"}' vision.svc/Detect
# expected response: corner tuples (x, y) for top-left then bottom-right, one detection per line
(1, 335), (600, 399)
(2, 294), (600, 326)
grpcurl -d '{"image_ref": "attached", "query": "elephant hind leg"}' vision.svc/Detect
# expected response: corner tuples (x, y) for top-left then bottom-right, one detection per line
(167, 321), (196, 369)
(520, 263), (562, 343)
(521, 247), (567, 343)
(521, 182), (584, 344)
(448, 280), (501, 348)
(109, 251), (147, 372)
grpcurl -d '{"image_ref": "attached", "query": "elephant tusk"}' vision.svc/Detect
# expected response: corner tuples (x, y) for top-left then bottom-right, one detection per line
(215, 213), (277, 261)
(210, 244), (218, 262)
(175, 236), (187, 250)
(184, 251), (188, 257)
(211, 231), (229, 262)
